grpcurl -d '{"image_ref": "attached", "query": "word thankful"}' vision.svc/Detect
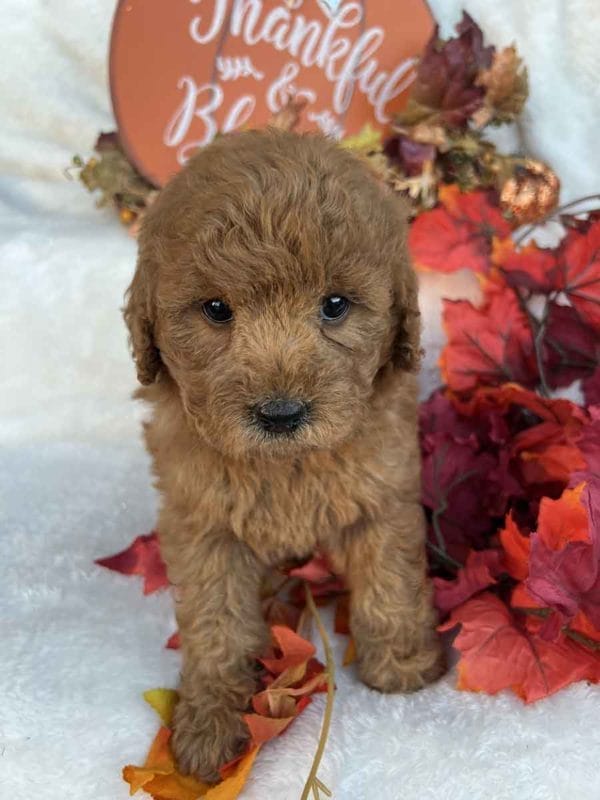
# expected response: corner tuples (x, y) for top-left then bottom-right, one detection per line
(164, 0), (416, 162)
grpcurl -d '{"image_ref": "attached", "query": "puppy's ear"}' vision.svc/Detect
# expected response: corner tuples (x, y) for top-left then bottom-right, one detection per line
(391, 260), (423, 372)
(390, 209), (423, 372)
(123, 256), (161, 385)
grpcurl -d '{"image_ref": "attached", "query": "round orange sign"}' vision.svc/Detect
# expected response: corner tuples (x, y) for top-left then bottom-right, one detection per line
(110, 0), (433, 186)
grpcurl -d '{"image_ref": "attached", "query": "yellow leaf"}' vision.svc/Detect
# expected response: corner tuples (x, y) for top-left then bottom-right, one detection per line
(205, 747), (260, 800)
(341, 124), (382, 153)
(144, 688), (179, 727)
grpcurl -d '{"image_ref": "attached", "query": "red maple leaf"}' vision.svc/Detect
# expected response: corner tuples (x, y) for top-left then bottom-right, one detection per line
(556, 217), (600, 330)
(542, 302), (599, 389)
(409, 185), (512, 274)
(433, 549), (504, 615)
(441, 278), (538, 392)
(440, 592), (600, 702)
(421, 432), (500, 562)
(95, 532), (169, 595)
(492, 237), (560, 293)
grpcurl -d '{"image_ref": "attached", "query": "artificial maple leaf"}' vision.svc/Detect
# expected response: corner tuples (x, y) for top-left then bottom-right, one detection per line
(259, 625), (316, 674)
(556, 217), (600, 330)
(421, 387), (510, 448)
(509, 392), (587, 488)
(433, 549), (504, 615)
(441, 278), (538, 392)
(527, 481), (600, 629)
(499, 513), (530, 580)
(492, 237), (559, 292)
(473, 45), (528, 127)
(518, 443), (587, 488)
(409, 185), (512, 273)
(543, 302), (599, 389)
(243, 714), (296, 746)
(123, 726), (210, 800)
(421, 432), (500, 563)
(96, 532), (168, 594)
(440, 592), (600, 702)
(446, 383), (588, 496)
(123, 688), (261, 800)
(398, 13), (493, 128)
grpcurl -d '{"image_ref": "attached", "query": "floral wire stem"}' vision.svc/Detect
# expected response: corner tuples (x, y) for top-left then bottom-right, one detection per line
(300, 584), (335, 800)
(513, 193), (600, 245)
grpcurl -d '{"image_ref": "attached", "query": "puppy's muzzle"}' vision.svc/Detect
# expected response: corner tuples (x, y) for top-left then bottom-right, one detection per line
(254, 398), (309, 435)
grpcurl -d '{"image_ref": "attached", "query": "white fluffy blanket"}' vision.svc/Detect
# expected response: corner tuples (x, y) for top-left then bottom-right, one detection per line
(2, 1), (600, 798)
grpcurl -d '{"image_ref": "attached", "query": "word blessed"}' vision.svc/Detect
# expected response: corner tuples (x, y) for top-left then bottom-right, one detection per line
(164, 0), (416, 163)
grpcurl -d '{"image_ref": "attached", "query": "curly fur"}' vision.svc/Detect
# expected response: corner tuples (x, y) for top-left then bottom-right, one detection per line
(123, 129), (444, 781)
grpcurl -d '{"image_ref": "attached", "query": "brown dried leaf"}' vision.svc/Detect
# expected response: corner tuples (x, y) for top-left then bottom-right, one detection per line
(474, 46), (528, 126)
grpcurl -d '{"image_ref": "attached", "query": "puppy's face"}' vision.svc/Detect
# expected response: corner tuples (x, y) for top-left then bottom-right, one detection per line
(126, 131), (420, 458)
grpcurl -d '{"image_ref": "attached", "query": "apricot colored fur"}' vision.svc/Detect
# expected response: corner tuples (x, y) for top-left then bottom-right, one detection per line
(123, 129), (444, 781)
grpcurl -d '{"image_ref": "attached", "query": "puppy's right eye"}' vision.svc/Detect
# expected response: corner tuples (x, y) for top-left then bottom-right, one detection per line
(202, 299), (233, 324)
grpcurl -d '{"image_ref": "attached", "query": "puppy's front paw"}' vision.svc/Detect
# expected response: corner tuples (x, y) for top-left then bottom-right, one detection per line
(171, 697), (250, 783)
(358, 639), (446, 694)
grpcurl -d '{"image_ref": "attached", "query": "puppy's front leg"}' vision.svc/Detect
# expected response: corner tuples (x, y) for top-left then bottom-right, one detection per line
(163, 527), (269, 782)
(336, 503), (445, 693)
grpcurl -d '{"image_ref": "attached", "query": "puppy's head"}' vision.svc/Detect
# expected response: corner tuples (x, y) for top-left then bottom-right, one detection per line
(124, 129), (420, 458)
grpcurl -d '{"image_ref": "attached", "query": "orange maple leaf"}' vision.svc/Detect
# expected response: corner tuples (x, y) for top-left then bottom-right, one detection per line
(499, 513), (530, 580)
(259, 625), (316, 674)
(537, 484), (590, 550)
(440, 592), (600, 702)
(123, 690), (260, 800)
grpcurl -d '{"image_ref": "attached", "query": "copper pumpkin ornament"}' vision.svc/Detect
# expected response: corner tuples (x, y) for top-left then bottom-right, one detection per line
(500, 159), (560, 226)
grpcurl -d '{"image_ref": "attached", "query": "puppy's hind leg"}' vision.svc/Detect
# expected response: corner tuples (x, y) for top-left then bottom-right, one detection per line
(333, 502), (445, 693)
(163, 526), (269, 782)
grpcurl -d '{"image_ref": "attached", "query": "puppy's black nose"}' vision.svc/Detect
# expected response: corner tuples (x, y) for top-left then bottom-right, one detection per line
(255, 398), (308, 434)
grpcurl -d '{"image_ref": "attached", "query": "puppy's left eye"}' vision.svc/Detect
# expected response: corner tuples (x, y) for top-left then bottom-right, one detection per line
(320, 295), (350, 322)
(202, 299), (233, 324)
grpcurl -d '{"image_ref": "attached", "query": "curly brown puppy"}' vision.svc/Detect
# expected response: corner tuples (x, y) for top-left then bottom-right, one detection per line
(124, 128), (444, 781)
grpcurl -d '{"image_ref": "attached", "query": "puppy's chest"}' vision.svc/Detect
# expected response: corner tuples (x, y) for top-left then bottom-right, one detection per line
(225, 453), (382, 564)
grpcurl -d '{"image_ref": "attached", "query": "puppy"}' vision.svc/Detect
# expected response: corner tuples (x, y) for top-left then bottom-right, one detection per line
(124, 129), (444, 781)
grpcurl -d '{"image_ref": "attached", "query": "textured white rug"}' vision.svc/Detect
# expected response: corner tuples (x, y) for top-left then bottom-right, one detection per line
(2, 2), (600, 798)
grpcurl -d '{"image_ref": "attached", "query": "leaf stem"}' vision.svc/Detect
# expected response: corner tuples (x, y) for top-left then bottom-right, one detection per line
(301, 584), (336, 800)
